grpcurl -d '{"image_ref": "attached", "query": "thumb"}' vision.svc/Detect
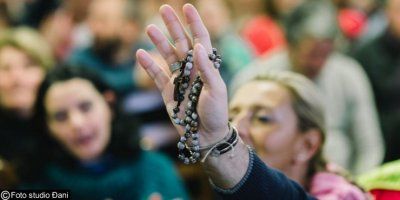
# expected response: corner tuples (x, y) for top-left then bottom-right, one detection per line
(193, 43), (219, 88)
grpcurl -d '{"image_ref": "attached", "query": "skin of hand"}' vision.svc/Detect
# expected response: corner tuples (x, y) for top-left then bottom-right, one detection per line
(134, 52), (161, 90)
(136, 4), (229, 145)
(136, 4), (249, 189)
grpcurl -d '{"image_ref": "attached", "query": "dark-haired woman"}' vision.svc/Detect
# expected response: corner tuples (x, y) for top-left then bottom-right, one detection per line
(23, 66), (188, 200)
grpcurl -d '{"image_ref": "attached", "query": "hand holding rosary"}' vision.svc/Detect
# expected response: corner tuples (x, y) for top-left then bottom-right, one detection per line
(169, 49), (238, 164)
(136, 4), (238, 165)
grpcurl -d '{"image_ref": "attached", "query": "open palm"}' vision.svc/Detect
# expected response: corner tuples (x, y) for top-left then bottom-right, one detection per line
(136, 4), (229, 145)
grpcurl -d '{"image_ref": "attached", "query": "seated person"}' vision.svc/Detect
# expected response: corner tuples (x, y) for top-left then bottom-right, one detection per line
(228, 71), (366, 199)
(136, 3), (368, 199)
(232, 1), (384, 175)
(22, 66), (188, 200)
(0, 27), (53, 181)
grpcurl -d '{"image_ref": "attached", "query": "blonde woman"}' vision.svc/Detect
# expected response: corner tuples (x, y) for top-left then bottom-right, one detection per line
(0, 27), (54, 181)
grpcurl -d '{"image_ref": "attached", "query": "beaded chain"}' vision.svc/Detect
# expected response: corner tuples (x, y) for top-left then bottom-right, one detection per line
(172, 48), (221, 164)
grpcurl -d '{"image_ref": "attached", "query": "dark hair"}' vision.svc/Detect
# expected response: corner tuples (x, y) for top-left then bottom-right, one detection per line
(0, 2), (12, 26)
(25, 65), (140, 180)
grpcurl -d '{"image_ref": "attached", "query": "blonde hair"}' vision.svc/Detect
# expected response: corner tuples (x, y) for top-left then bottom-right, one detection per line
(0, 27), (54, 70)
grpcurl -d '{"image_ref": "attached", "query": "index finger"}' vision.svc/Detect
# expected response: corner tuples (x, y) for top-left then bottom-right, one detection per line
(183, 4), (213, 54)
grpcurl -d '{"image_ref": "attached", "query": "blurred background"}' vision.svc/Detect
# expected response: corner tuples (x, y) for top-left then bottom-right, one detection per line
(0, 0), (399, 199)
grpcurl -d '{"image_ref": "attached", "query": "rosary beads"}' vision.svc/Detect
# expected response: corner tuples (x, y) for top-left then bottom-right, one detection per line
(171, 48), (221, 164)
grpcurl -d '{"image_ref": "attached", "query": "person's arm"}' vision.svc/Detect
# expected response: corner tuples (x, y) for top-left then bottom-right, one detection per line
(136, 4), (314, 199)
(206, 144), (315, 200)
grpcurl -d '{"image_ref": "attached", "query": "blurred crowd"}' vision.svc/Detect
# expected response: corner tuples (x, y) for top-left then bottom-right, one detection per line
(0, 0), (399, 199)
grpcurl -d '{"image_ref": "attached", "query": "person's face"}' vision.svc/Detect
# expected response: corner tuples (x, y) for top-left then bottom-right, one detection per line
(87, 0), (125, 40)
(87, 0), (127, 61)
(45, 78), (112, 162)
(386, 0), (400, 38)
(230, 81), (302, 171)
(197, 0), (230, 37)
(0, 46), (44, 115)
(290, 37), (333, 79)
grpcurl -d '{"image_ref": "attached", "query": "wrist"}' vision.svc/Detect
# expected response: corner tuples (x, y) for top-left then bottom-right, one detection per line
(202, 141), (249, 189)
(199, 124), (239, 163)
(199, 124), (230, 147)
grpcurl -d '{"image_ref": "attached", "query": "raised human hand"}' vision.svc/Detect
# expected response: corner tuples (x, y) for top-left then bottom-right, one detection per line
(136, 4), (229, 145)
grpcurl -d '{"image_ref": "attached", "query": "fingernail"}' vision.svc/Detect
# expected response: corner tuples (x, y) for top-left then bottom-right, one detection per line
(183, 3), (194, 9)
(136, 50), (147, 64)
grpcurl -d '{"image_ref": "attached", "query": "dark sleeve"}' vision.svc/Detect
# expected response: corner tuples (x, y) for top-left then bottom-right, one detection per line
(212, 147), (316, 200)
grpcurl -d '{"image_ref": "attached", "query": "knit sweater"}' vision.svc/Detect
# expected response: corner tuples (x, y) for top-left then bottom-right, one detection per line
(213, 147), (315, 200)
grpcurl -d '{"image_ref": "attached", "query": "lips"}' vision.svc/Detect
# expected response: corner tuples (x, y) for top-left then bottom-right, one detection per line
(73, 132), (97, 147)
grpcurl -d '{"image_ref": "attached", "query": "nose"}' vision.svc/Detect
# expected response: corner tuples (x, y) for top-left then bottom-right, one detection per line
(8, 66), (24, 86)
(231, 111), (252, 144)
(68, 109), (86, 132)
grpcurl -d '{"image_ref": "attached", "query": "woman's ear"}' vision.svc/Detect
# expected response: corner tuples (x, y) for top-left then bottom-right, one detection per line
(103, 90), (116, 106)
(295, 129), (322, 164)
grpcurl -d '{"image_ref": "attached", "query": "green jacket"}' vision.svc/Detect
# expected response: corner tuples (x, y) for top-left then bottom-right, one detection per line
(358, 159), (400, 191)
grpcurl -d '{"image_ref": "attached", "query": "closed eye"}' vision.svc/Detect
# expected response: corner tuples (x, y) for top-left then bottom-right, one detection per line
(255, 116), (272, 124)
